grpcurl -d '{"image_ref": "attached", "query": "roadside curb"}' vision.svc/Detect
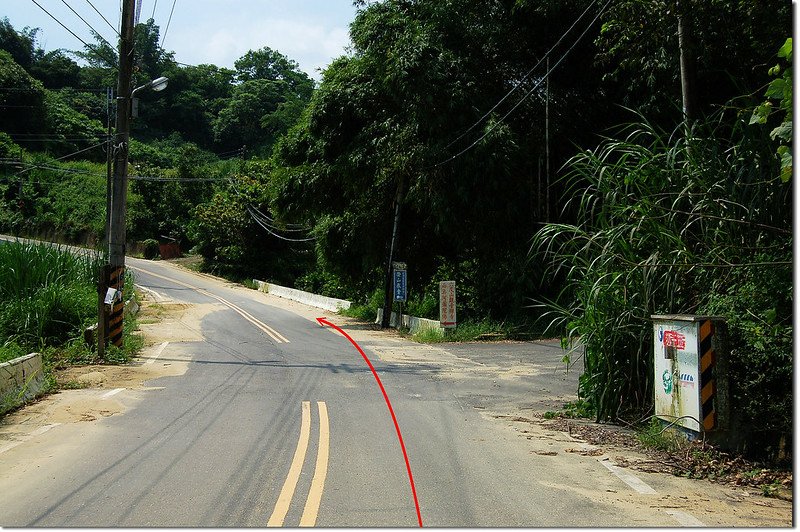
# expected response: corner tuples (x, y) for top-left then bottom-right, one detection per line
(375, 308), (443, 335)
(0, 353), (45, 415)
(253, 279), (351, 313)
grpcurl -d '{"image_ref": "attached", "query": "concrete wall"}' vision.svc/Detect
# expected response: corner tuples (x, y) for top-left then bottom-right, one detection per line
(0, 353), (45, 406)
(254, 280), (351, 313)
(375, 308), (443, 335)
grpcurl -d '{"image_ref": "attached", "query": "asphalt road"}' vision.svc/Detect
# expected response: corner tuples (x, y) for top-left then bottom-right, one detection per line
(0, 255), (780, 527)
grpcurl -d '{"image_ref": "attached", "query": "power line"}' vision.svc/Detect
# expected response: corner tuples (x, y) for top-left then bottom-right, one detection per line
(12, 140), (110, 177)
(246, 204), (311, 233)
(84, 0), (121, 37)
(151, 0), (158, 21)
(228, 178), (307, 230)
(129, 175), (226, 182)
(431, 0), (613, 168)
(443, 0), (599, 152)
(60, 0), (116, 51)
(159, 0), (177, 49)
(247, 206), (316, 242)
(29, 0), (95, 53)
(227, 177), (314, 240)
(29, 0), (118, 67)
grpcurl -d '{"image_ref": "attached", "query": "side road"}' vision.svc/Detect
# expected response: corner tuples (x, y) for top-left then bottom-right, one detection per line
(0, 257), (791, 527)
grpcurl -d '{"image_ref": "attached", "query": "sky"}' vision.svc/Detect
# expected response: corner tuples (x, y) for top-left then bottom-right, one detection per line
(3, 0), (360, 80)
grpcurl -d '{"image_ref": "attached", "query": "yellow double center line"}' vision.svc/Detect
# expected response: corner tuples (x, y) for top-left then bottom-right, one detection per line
(130, 266), (289, 343)
(268, 401), (330, 527)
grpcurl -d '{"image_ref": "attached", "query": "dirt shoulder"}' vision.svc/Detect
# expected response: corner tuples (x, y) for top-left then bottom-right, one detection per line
(0, 296), (202, 445)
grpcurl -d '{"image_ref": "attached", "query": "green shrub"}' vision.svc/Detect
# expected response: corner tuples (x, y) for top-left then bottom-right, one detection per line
(142, 239), (160, 260)
(533, 109), (791, 448)
(339, 288), (384, 321)
(0, 341), (26, 364)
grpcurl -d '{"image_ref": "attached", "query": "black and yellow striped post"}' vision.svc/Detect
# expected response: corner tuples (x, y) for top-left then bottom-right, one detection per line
(699, 319), (717, 432)
(108, 265), (125, 348)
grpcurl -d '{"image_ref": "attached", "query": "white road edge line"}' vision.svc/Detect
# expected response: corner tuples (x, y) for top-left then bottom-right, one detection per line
(145, 341), (169, 365)
(600, 459), (657, 494)
(101, 388), (125, 399)
(268, 401), (312, 527)
(666, 509), (705, 527)
(0, 423), (61, 455)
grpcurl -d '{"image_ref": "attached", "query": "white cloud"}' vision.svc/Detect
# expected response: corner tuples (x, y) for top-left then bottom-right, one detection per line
(166, 7), (354, 80)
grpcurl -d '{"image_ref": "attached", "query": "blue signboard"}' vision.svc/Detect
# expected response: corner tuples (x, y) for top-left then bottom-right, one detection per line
(393, 269), (407, 302)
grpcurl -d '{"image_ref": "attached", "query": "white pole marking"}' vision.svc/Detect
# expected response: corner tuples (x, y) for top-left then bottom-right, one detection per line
(145, 341), (169, 365)
(101, 388), (125, 399)
(666, 509), (705, 527)
(600, 460), (657, 494)
(0, 423), (62, 455)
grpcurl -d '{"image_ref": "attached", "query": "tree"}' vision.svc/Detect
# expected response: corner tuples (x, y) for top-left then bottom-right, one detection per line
(213, 79), (294, 154)
(0, 50), (46, 137)
(133, 19), (174, 81)
(29, 49), (81, 89)
(213, 48), (314, 154)
(269, 0), (611, 319)
(0, 17), (37, 71)
(595, 0), (792, 126)
(234, 46), (314, 99)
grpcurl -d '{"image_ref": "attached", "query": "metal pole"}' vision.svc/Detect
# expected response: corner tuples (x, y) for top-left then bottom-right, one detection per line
(106, 0), (136, 348)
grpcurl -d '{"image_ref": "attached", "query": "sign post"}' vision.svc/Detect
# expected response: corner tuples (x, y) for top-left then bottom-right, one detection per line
(439, 281), (456, 329)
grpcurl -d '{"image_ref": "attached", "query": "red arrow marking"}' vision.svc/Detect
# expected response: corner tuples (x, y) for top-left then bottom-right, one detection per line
(316, 317), (423, 527)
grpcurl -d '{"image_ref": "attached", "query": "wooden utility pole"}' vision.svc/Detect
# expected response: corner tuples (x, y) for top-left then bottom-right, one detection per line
(104, 0), (136, 348)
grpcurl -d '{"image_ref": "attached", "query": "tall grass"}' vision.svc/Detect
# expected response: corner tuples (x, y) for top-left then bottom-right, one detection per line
(0, 240), (102, 351)
(532, 111), (792, 438)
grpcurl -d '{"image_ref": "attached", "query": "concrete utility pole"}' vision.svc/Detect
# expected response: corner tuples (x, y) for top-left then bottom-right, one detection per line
(677, 0), (698, 122)
(381, 175), (406, 328)
(104, 0), (136, 348)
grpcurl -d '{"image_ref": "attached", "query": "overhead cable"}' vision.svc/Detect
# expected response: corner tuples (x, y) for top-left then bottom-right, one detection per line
(431, 0), (613, 168)
(29, 0), (118, 67)
(247, 206), (316, 242)
(443, 0), (599, 152)
(246, 204), (311, 233)
(228, 178), (308, 230)
(129, 175), (227, 182)
(84, 0), (121, 37)
(12, 139), (110, 177)
(29, 0), (95, 54)
(60, 0), (116, 51)
(159, 0), (177, 49)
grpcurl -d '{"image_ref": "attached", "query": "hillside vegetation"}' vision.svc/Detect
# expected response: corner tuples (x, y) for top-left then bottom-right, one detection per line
(0, 1), (791, 461)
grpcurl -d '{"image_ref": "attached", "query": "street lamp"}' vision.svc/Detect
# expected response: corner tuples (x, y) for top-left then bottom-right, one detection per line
(101, 74), (169, 353)
(132, 76), (169, 96)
